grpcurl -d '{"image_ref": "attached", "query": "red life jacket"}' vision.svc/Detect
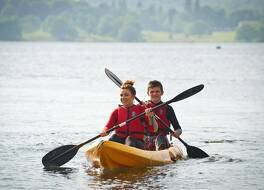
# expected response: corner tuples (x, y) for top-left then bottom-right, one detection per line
(114, 104), (152, 140)
(146, 101), (170, 135)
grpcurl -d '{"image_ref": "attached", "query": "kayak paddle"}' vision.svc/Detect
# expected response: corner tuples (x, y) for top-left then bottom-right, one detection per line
(105, 68), (209, 158)
(42, 84), (202, 167)
(154, 114), (209, 158)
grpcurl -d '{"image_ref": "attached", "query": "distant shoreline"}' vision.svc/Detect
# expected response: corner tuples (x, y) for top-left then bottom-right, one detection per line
(1, 31), (236, 43)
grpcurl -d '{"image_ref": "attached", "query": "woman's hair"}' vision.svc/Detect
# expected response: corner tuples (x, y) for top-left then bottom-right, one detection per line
(147, 80), (164, 94)
(121, 80), (136, 96)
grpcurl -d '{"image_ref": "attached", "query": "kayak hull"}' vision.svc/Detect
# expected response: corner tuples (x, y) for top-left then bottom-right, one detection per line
(85, 140), (183, 169)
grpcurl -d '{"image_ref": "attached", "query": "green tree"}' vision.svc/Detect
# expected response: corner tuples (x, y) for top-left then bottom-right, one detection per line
(168, 8), (177, 39)
(26, 1), (51, 19)
(198, 6), (226, 29)
(194, 0), (200, 18)
(137, 1), (143, 10)
(42, 14), (78, 41)
(97, 15), (120, 37)
(236, 21), (264, 42)
(50, 0), (72, 15)
(185, 21), (212, 35)
(171, 18), (185, 33)
(184, 0), (192, 13)
(229, 9), (261, 27)
(117, 20), (142, 42)
(72, 2), (98, 34)
(118, 0), (127, 12)
(0, 0), (6, 11)
(168, 8), (177, 25)
(0, 17), (22, 40)
(0, 3), (16, 16)
(19, 16), (41, 32)
(257, 24), (264, 42)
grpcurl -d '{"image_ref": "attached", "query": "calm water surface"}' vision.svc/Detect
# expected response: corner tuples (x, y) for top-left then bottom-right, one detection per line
(0, 42), (263, 190)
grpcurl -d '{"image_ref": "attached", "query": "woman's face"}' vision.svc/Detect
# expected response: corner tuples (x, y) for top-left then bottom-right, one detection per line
(120, 89), (134, 107)
(148, 87), (163, 103)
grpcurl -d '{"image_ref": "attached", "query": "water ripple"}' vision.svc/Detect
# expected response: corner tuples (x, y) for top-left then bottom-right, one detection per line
(204, 139), (239, 144)
(204, 154), (243, 163)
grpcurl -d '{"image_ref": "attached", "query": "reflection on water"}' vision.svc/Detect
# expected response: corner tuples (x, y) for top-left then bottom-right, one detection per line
(44, 166), (79, 178)
(44, 166), (78, 174)
(86, 166), (171, 189)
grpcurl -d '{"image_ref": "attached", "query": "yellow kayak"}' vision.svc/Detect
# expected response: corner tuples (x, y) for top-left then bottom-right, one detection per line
(85, 140), (183, 169)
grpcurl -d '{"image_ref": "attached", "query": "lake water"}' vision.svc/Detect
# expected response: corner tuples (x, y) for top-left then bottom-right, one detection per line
(0, 42), (263, 190)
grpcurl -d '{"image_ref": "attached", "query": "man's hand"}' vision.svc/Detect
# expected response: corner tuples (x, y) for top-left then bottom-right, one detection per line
(172, 129), (182, 138)
(145, 108), (154, 117)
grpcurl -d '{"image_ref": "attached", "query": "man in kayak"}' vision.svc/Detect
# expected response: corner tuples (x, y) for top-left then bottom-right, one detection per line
(145, 80), (182, 151)
(100, 80), (158, 149)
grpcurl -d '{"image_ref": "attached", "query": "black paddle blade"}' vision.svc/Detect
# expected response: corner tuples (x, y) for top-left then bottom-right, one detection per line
(186, 145), (209, 158)
(105, 68), (123, 87)
(171, 84), (204, 103)
(42, 145), (78, 167)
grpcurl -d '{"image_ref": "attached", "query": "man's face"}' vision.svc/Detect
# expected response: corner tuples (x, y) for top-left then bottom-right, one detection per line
(148, 87), (163, 103)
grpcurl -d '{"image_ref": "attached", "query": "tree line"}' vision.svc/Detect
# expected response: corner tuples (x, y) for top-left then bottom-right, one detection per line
(0, 0), (263, 42)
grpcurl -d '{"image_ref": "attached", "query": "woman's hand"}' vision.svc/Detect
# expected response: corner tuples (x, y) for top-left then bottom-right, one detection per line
(100, 131), (108, 137)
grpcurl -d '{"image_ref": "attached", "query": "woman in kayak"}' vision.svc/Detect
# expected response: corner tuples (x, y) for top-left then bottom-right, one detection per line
(100, 80), (158, 149)
(145, 80), (182, 151)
